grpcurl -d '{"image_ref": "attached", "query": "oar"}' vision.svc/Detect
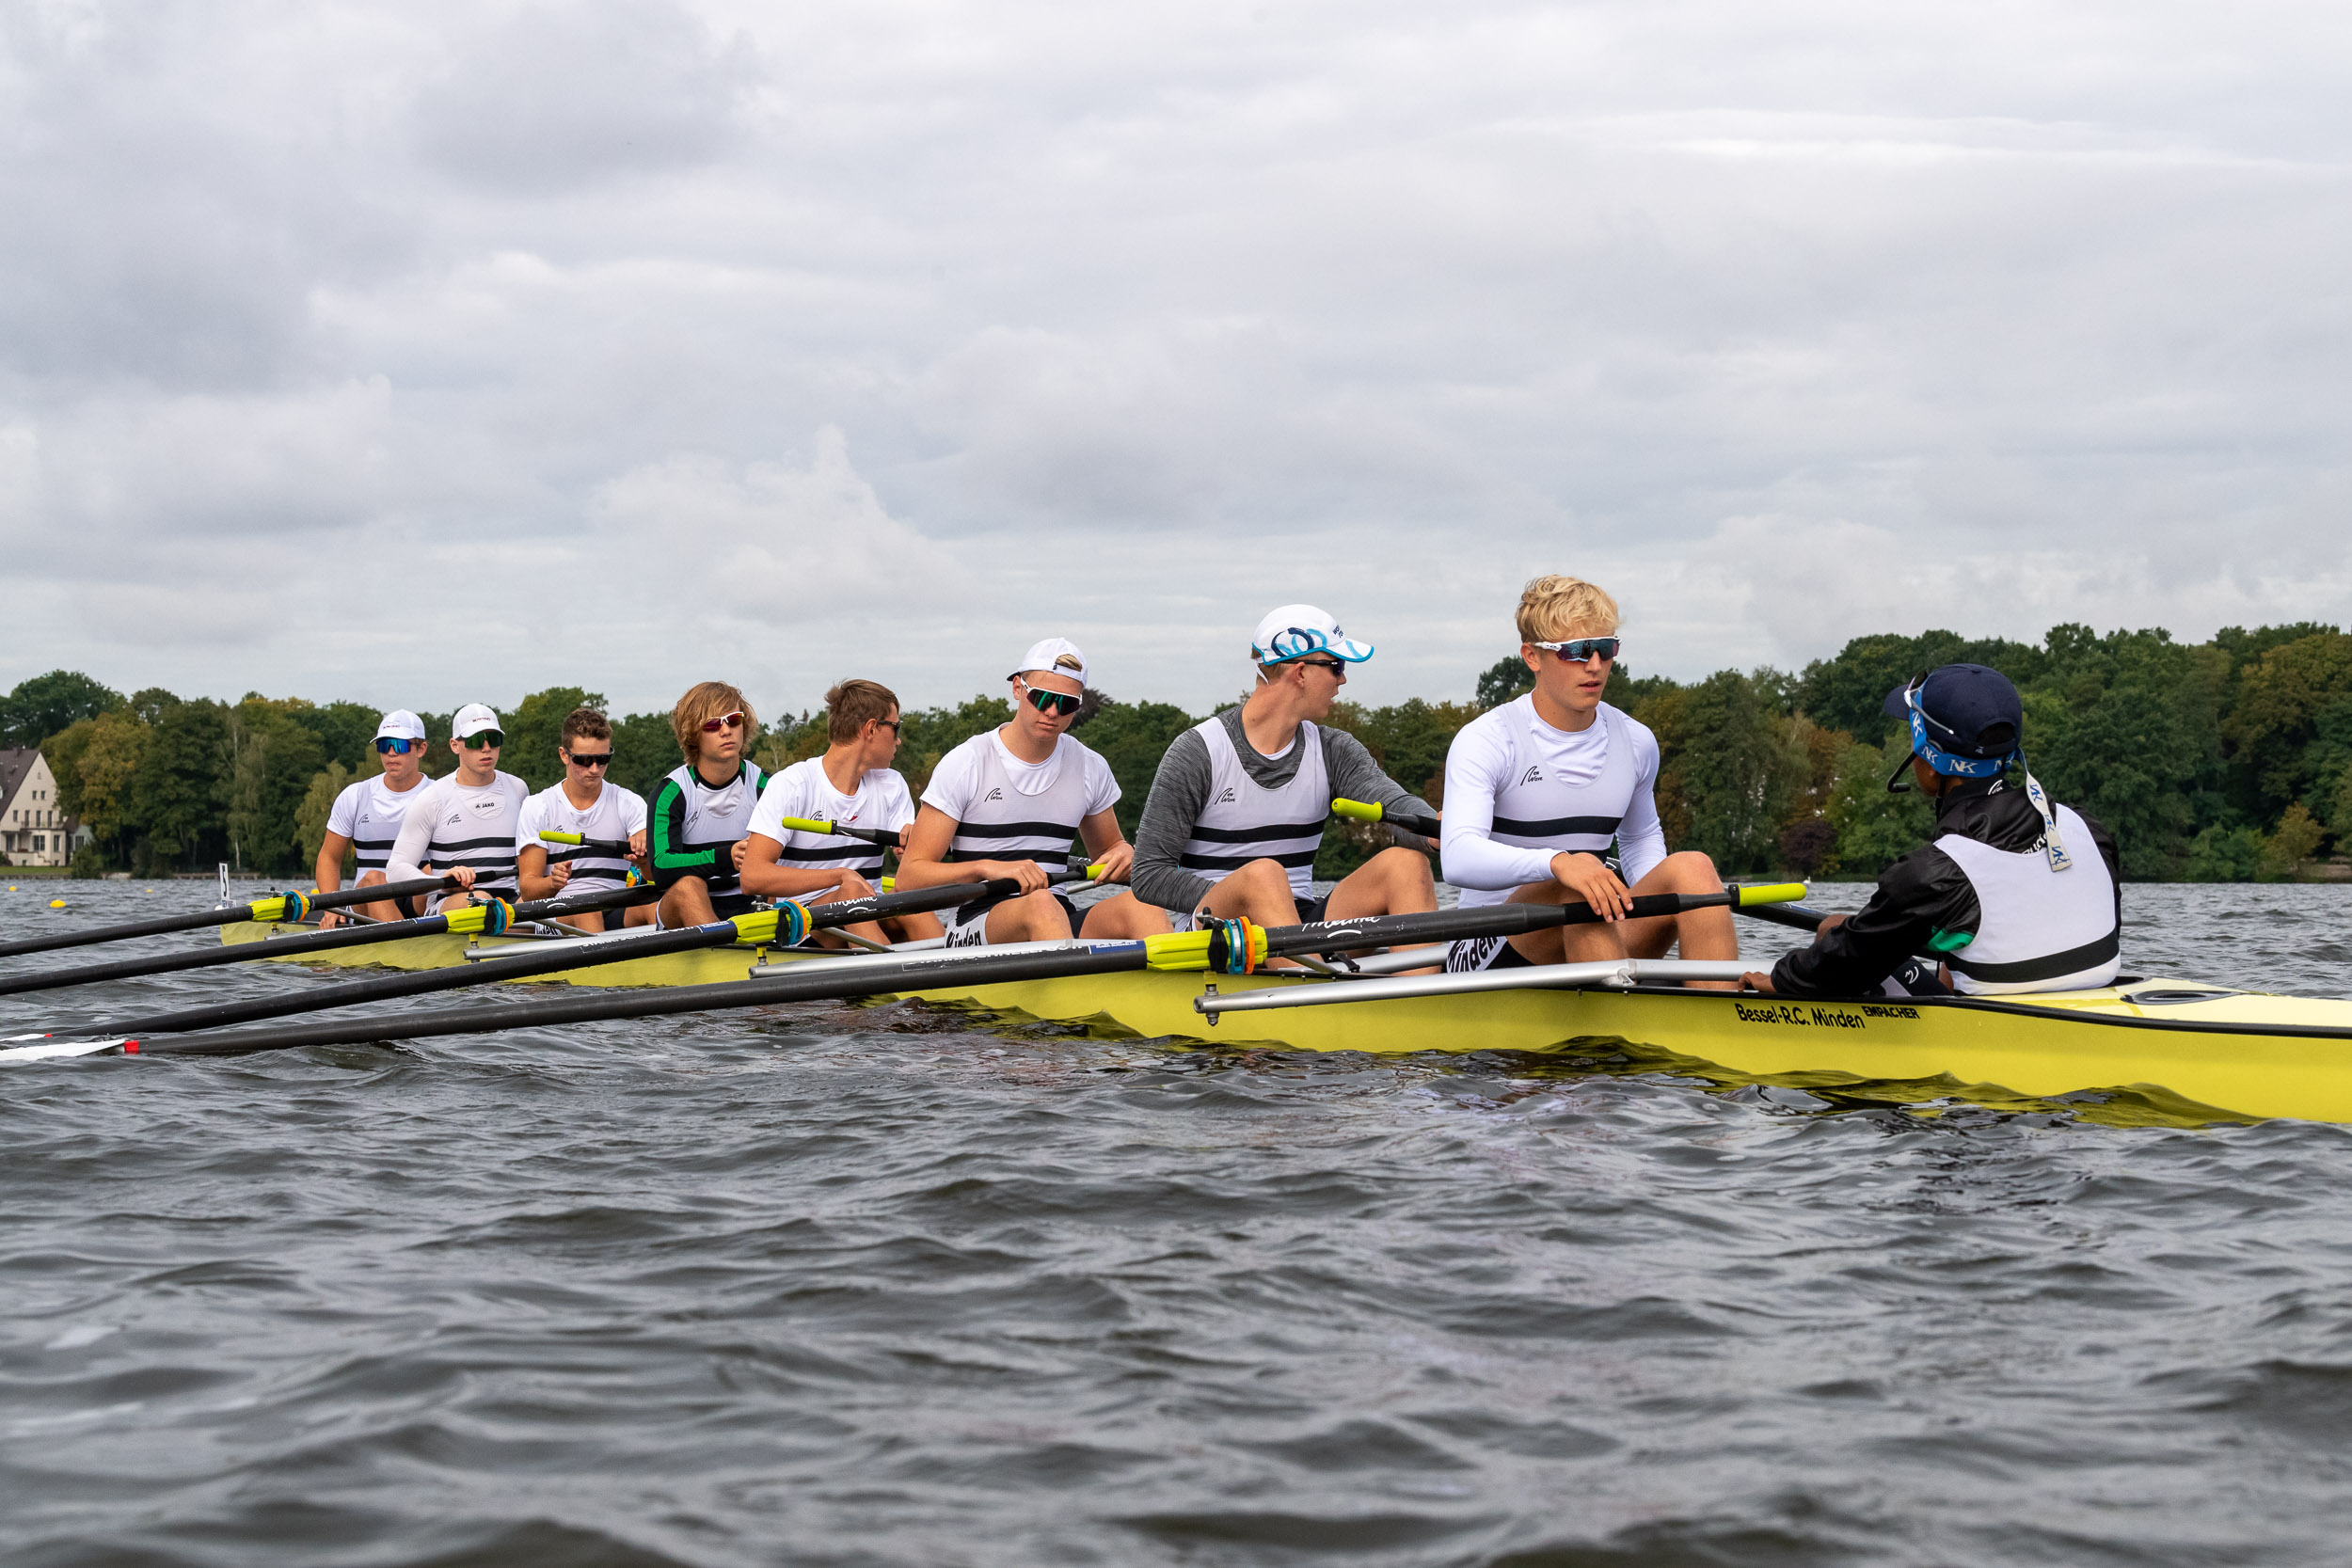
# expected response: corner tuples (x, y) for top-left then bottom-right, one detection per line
(0, 876), (460, 960)
(1331, 798), (1440, 838)
(0, 883), (660, 1000)
(763, 815), (900, 847)
(47, 875), (1102, 1041)
(1336, 799), (1839, 934)
(535, 831), (638, 854)
(9, 884), (1805, 1061)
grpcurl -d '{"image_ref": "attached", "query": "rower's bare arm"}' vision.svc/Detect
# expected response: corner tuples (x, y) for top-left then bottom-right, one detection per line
(1549, 851), (1631, 920)
(1078, 810), (1133, 882)
(898, 804), (1047, 894)
(739, 834), (876, 900)
(314, 832), (352, 895)
(894, 805), (975, 889)
(516, 844), (565, 901)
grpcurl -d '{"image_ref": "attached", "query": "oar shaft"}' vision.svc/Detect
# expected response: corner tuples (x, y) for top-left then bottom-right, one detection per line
(0, 876), (457, 959)
(1262, 888), (1733, 959)
(0, 884), (660, 1000)
(91, 876), (1037, 1038)
(120, 939), (1150, 1059)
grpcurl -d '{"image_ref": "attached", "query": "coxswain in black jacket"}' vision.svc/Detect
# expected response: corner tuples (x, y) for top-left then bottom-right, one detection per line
(1759, 775), (2121, 998)
(1744, 661), (2122, 1000)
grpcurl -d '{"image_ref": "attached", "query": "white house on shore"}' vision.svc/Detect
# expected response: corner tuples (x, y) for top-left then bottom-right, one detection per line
(0, 748), (81, 867)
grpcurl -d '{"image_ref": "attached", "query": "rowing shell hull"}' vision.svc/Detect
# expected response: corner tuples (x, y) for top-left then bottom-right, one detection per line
(221, 923), (2352, 1125)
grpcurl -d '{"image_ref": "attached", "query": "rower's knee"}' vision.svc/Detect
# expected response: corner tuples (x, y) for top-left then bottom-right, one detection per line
(357, 869), (387, 888)
(1658, 850), (1723, 893)
(1368, 846), (1435, 890)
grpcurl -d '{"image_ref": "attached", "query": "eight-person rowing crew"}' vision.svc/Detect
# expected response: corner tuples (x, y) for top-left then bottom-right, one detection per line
(311, 575), (2122, 998)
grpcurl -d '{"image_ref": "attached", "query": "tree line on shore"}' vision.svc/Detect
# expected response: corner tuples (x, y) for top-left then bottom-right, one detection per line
(6, 618), (2348, 883)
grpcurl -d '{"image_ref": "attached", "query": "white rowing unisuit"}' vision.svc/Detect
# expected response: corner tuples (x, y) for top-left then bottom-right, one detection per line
(921, 730), (1119, 947)
(516, 781), (648, 888)
(749, 758), (916, 881)
(325, 773), (429, 878)
(1440, 695), (1667, 907)
(387, 771), (532, 895)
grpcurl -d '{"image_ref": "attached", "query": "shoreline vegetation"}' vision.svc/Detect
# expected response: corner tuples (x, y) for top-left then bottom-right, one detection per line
(5, 620), (2350, 886)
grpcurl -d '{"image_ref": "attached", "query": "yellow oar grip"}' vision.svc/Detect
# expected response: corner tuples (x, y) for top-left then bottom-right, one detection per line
(1145, 930), (1214, 971)
(730, 900), (814, 946)
(538, 831), (585, 846)
(772, 815), (839, 836)
(1736, 882), (1809, 906)
(1330, 799), (1384, 824)
(248, 891), (313, 923)
(1082, 863), (1106, 880)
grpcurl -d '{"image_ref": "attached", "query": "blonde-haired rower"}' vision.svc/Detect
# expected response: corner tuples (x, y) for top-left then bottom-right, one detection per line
(648, 680), (767, 927)
(1437, 576), (1740, 987)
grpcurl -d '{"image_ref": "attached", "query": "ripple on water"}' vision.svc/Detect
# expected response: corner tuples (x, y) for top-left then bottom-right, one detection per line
(4, 882), (2352, 1565)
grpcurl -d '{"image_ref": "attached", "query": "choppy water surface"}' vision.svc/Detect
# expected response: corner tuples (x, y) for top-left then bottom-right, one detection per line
(5, 880), (2352, 1567)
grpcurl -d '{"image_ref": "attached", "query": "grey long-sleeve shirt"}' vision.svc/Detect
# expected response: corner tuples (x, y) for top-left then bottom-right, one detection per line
(1130, 706), (1434, 913)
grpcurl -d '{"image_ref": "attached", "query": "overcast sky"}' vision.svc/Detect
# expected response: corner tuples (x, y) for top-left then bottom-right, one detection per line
(3, 0), (2346, 721)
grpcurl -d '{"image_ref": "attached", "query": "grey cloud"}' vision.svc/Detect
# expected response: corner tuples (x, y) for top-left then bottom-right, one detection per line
(2, 0), (2349, 716)
(411, 2), (759, 195)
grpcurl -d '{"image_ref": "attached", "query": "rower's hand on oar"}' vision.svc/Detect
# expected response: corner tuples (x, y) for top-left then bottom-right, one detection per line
(730, 841), (750, 872)
(1740, 972), (1777, 993)
(547, 861), (573, 891)
(973, 859), (1051, 895)
(1550, 851), (1630, 920)
(628, 830), (647, 864)
(446, 865), (477, 892)
(1090, 841), (1135, 883)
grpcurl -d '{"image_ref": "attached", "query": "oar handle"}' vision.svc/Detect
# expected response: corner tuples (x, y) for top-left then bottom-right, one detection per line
(770, 815), (900, 848)
(1331, 799), (1441, 839)
(536, 831), (636, 855)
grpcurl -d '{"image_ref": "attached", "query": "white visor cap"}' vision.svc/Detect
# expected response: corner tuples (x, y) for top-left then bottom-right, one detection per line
(1010, 638), (1089, 689)
(451, 702), (501, 740)
(1252, 604), (1374, 666)
(375, 709), (427, 742)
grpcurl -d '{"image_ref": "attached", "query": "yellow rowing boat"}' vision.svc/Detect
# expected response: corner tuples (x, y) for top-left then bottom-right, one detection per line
(220, 922), (2352, 1127)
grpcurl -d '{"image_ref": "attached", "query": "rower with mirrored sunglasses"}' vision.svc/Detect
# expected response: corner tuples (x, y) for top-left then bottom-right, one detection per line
(315, 708), (436, 928)
(1129, 604), (1441, 959)
(647, 681), (769, 927)
(386, 703), (532, 912)
(1438, 575), (1739, 985)
(897, 639), (1166, 946)
(514, 705), (652, 933)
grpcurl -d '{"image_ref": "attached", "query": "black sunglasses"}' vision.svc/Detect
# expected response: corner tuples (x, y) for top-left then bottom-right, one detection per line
(1294, 658), (1347, 674)
(564, 752), (612, 768)
(460, 730), (504, 749)
(1021, 686), (1083, 718)
(1531, 637), (1621, 664)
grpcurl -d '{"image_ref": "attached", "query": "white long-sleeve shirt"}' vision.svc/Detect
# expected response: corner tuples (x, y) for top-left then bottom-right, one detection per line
(1440, 697), (1667, 904)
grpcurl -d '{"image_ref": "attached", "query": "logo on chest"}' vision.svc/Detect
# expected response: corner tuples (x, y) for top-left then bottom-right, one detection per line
(982, 787), (1004, 803)
(1213, 786), (1237, 805)
(1520, 765), (1544, 786)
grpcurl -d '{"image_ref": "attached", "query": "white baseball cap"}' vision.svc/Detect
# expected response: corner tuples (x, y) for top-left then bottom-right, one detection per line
(451, 703), (501, 740)
(1251, 605), (1375, 665)
(374, 709), (426, 742)
(1009, 638), (1089, 688)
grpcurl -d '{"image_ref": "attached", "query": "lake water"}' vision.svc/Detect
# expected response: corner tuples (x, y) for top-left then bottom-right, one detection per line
(5, 880), (2351, 1566)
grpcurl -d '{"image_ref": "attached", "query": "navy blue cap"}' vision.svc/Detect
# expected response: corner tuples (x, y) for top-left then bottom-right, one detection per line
(1883, 664), (2023, 768)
